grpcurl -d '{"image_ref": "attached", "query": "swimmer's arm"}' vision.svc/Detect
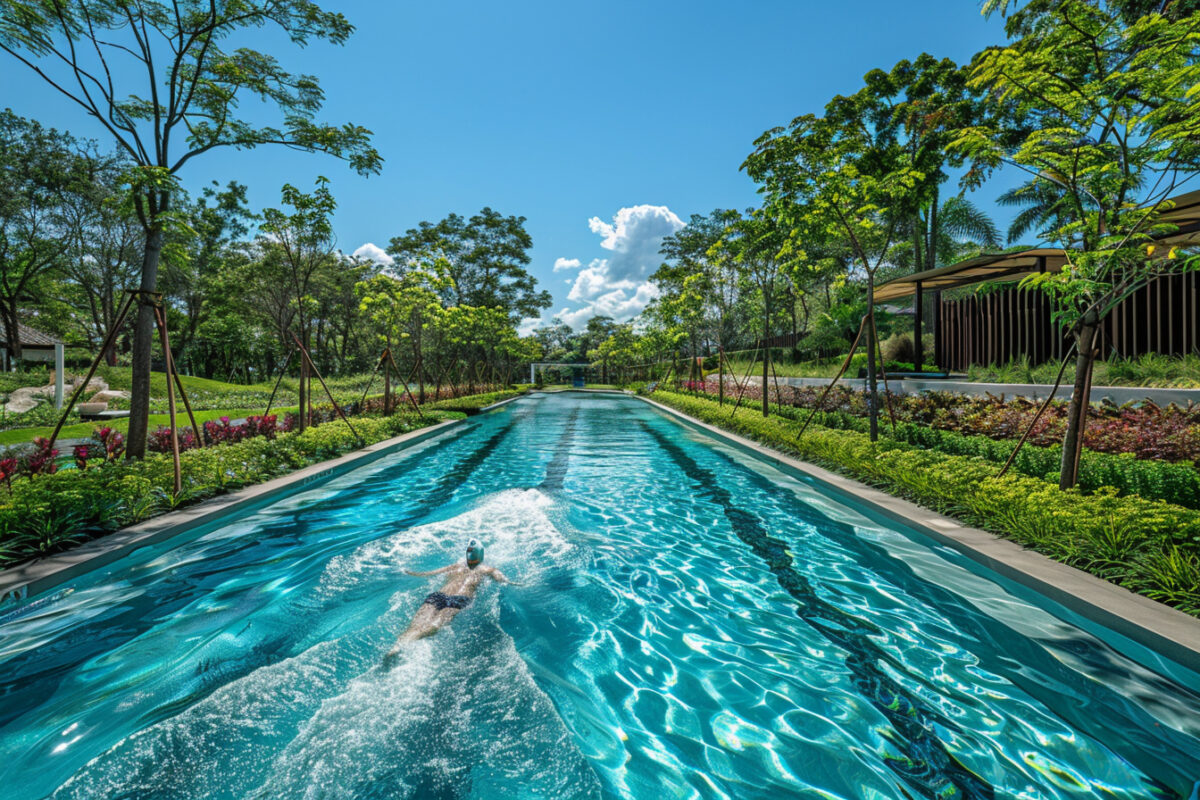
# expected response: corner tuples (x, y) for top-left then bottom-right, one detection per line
(488, 567), (522, 586)
(404, 564), (455, 577)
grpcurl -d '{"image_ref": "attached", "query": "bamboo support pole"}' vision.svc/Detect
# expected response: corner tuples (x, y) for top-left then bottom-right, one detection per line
(291, 333), (360, 439)
(386, 350), (425, 417)
(157, 310), (203, 449)
(47, 291), (137, 452)
(153, 306), (183, 495)
(795, 314), (868, 440)
(263, 347), (295, 419)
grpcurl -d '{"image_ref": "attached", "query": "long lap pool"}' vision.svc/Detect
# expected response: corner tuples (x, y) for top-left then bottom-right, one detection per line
(1, 392), (1198, 799)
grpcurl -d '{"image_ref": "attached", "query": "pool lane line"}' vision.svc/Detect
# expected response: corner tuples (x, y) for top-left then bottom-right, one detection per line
(539, 408), (580, 494)
(636, 420), (996, 800)
(686, 426), (1199, 794)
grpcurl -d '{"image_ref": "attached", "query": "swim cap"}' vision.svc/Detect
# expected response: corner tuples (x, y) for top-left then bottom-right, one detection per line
(465, 539), (484, 564)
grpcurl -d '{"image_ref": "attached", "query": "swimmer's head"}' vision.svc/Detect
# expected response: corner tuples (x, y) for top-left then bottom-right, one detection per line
(465, 539), (484, 568)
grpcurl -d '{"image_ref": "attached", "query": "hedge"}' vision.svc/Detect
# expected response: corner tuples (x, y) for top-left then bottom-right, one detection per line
(426, 389), (526, 413)
(652, 390), (1200, 616)
(747, 400), (1200, 509)
(0, 410), (461, 568)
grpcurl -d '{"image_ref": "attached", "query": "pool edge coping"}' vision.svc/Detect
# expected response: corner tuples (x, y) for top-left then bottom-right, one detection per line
(0, 404), (521, 607)
(637, 394), (1200, 669)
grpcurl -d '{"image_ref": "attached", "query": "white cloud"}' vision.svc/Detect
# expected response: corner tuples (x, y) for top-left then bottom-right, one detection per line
(556, 282), (660, 330)
(553, 205), (684, 329)
(586, 205), (684, 282)
(566, 261), (636, 302)
(352, 242), (393, 266)
(517, 316), (543, 337)
(553, 257), (582, 272)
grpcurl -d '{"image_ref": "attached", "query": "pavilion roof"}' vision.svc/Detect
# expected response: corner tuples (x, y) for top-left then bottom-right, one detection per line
(873, 248), (1068, 302)
(874, 189), (1200, 302)
(0, 322), (63, 347)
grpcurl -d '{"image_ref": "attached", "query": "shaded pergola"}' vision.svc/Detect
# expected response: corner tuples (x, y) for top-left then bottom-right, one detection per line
(874, 189), (1200, 371)
(874, 248), (1070, 371)
(0, 323), (65, 409)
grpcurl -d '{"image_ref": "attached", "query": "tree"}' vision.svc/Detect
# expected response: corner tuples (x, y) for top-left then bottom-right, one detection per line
(954, 0), (1200, 488)
(832, 54), (985, 275)
(57, 144), (141, 364)
(357, 259), (451, 403)
(745, 113), (921, 437)
(259, 177), (338, 430)
(655, 208), (744, 393)
(162, 181), (255, 367)
(388, 209), (550, 322)
(710, 209), (790, 418)
(0, 0), (381, 457)
(0, 110), (78, 362)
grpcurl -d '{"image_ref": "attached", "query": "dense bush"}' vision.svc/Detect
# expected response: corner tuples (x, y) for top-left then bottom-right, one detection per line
(652, 390), (1200, 616)
(683, 379), (1200, 465)
(743, 401), (1200, 509)
(0, 411), (458, 567)
(426, 389), (525, 412)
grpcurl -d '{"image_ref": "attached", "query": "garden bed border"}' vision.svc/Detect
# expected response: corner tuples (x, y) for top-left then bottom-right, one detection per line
(638, 394), (1200, 670)
(0, 395), (524, 609)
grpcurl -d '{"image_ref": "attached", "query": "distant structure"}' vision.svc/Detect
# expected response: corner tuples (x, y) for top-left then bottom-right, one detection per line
(0, 323), (65, 409)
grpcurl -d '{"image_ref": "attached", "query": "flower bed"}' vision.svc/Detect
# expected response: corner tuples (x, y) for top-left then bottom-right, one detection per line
(0, 410), (459, 568)
(683, 379), (1200, 465)
(651, 389), (1200, 616)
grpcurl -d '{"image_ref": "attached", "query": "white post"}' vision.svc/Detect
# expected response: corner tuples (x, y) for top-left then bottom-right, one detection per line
(54, 343), (64, 409)
(530, 363), (535, 383)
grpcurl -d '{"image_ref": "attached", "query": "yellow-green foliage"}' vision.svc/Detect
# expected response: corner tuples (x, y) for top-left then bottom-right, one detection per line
(652, 390), (1200, 616)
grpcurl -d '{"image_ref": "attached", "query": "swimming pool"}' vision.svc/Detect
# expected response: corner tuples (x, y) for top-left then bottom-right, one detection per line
(1, 392), (1198, 798)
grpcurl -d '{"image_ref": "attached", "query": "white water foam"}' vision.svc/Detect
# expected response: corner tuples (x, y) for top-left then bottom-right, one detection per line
(45, 489), (600, 800)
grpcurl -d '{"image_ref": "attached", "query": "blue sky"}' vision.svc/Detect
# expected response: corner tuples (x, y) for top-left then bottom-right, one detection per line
(2, 0), (1019, 331)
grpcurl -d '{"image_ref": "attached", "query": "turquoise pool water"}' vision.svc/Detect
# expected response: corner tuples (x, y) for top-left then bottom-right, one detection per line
(1, 392), (1198, 799)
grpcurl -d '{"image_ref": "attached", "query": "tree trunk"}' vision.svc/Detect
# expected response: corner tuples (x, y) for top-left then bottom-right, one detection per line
(1, 304), (22, 363)
(298, 337), (308, 432)
(761, 303), (770, 418)
(1059, 319), (1099, 489)
(866, 277), (879, 442)
(126, 219), (166, 460)
(718, 345), (725, 406)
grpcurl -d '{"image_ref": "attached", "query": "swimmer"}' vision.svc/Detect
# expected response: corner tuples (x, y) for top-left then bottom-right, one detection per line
(385, 539), (516, 660)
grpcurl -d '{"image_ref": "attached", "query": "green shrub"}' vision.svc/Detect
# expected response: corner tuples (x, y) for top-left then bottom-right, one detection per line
(747, 400), (1200, 509)
(0, 410), (457, 568)
(426, 389), (525, 412)
(653, 390), (1200, 616)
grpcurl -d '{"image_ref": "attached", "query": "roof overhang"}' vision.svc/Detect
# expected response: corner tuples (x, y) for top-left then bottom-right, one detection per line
(873, 248), (1068, 302)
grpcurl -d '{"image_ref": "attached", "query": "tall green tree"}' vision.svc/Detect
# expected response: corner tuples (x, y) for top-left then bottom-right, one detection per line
(745, 113), (921, 437)
(357, 259), (451, 403)
(388, 209), (550, 322)
(259, 177), (338, 430)
(955, 0), (1200, 487)
(0, 0), (381, 456)
(831, 53), (984, 274)
(0, 110), (79, 361)
(162, 181), (255, 367)
(57, 144), (141, 364)
(709, 209), (791, 418)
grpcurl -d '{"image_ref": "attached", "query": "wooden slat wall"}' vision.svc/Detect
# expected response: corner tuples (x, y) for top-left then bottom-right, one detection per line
(934, 272), (1199, 371)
